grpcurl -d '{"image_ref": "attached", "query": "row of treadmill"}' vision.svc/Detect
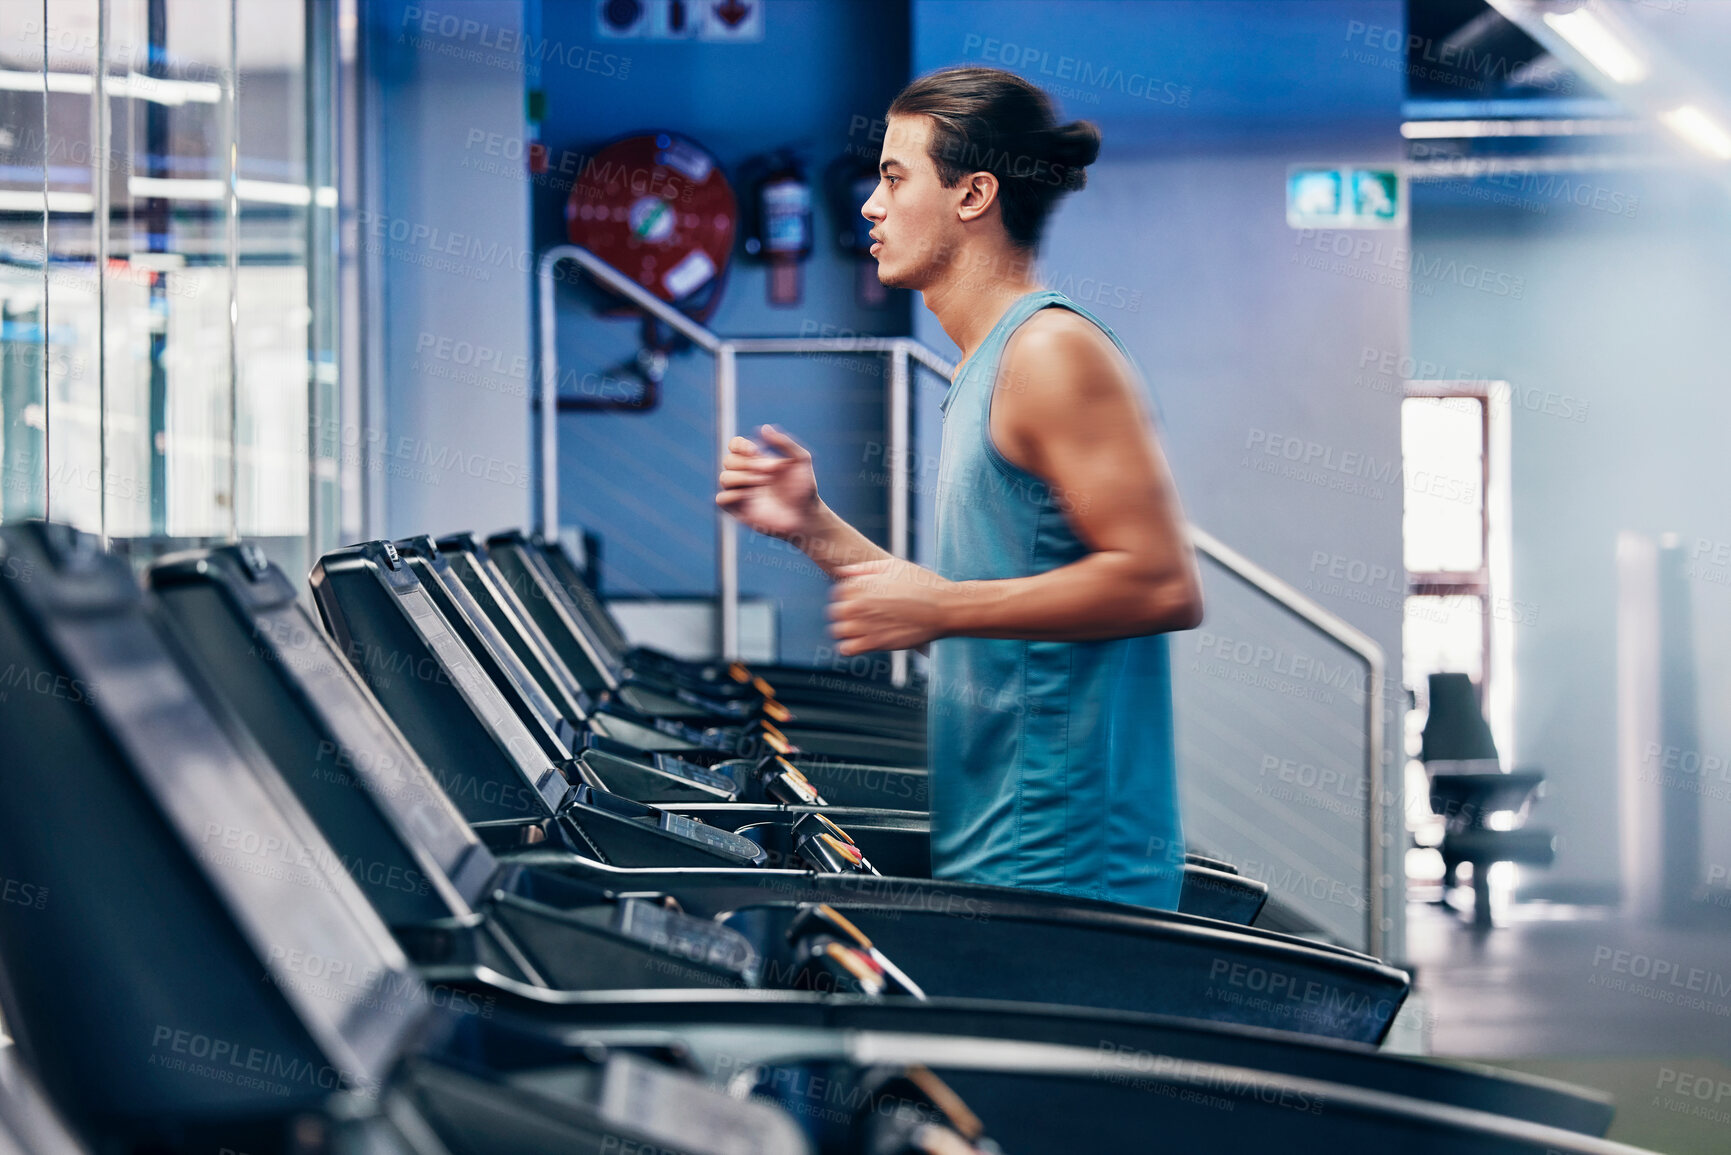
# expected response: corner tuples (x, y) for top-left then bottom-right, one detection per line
(0, 520), (1662, 1155)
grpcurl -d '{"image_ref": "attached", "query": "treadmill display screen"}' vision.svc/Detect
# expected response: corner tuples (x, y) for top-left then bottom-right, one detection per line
(655, 812), (765, 863)
(581, 732), (734, 792)
(396, 585), (570, 816)
(152, 581), (488, 919)
(652, 716), (732, 750)
(651, 753), (740, 794)
(673, 686), (751, 718)
(595, 712), (699, 751)
(611, 898), (759, 978)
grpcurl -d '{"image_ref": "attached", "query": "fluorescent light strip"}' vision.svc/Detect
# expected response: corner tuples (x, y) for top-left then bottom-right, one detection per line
(0, 69), (221, 105)
(129, 176), (224, 200)
(1659, 105), (1731, 160)
(1404, 152), (1672, 181)
(238, 180), (339, 207)
(235, 179), (307, 205)
(1542, 7), (1647, 86)
(0, 189), (96, 212)
(1402, 118), (1641, 139)
(0, 181), (335, 209)
(126, 177), (336, 205)
(113, 73), (221, 105)
(0, 70), (90, 94)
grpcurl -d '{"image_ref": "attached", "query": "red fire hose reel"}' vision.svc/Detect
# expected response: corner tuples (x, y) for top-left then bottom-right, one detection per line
(564, 132), (738, 409)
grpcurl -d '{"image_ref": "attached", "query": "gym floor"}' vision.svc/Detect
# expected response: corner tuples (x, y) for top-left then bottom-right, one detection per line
(1407, 902), (1731, 1154)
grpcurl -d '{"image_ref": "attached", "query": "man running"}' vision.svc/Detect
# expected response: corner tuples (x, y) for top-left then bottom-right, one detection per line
(716, 67), (1203, 910)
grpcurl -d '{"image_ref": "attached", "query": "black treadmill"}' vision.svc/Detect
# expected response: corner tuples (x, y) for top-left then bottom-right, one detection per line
(519, 527), (928, 721)
(0, 521), (814, 1155)
(0, 522), (1659, 1155)
(433, 533), (937, 810)
(329, 537), (1265, 920)
(394, 533), (1267, 921)
(140, 535), (1628, 1139)
(152, 541), (1406, 1042)
(470, 531), (930, 766)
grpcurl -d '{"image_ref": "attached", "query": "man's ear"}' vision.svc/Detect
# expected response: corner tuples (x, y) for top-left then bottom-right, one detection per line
(955, 171), (1000, 224)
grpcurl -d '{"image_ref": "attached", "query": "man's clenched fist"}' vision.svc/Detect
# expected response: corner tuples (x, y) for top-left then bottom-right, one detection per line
(827, 558), (963, 655)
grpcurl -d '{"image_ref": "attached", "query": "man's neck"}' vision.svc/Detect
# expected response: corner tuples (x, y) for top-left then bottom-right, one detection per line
(920, 241), (1042, 369)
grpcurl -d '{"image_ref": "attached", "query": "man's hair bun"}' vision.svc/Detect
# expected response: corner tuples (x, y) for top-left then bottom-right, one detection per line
(1049, 121), (1100, 190)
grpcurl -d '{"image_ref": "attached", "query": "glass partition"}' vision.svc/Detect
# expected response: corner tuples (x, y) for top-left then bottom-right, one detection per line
(0, 3), (50, 520)
(0, 0), (346, 578)
(1171, 552), (1388, 952)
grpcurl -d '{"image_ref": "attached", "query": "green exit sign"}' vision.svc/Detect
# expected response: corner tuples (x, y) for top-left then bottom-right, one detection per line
(1288, 166), (1404, 229)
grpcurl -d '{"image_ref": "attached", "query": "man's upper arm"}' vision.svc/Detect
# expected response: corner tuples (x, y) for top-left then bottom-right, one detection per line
(993, 313), (1193, 578)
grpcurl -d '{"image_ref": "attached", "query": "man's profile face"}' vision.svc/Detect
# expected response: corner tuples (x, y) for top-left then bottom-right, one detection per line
(861, 114), (966, 291)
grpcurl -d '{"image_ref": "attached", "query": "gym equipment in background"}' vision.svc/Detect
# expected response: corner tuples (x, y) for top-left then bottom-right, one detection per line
(0, 520), (1669, 1155)
(1419, 672), (1556, 929)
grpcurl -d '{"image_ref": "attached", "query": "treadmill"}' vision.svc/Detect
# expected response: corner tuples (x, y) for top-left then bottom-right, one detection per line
(466, 531), (930, 766)
(397, 535), (1265, 925)
(347, 537), (1260, 916)
(458, 532), (966, 818)
(429, 533), (935, 810)
(0, 521), (814, 1155)
(191, 541), (1414, 1042)
(510, 527), (928, 723)
(0, 521), (1660, 1155)
(148, 536), (1632, 1141)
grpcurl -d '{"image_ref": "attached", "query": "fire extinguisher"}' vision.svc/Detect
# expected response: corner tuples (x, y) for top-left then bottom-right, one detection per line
(827, 154), (888, 307)
(742, 150), (813, 307)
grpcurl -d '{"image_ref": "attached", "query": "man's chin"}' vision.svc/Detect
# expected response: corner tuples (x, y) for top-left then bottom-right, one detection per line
(875, 261), (921, 292)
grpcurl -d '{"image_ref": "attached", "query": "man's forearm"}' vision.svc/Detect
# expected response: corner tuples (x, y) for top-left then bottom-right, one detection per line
(792, 502), (894, 579)
(941, 550), (1201, 641)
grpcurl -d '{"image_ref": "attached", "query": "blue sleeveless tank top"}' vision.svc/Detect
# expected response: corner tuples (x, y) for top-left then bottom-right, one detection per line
(928, 289), (1184, 910)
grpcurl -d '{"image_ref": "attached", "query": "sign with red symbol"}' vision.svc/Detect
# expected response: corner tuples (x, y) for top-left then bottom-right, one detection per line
(594, 0), (762, 41)
(700, 0), (762, 41)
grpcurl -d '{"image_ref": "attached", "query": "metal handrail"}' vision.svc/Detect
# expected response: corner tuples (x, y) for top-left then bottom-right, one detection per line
(537, 244), (1389, 954)
(538, 244), (945, 683)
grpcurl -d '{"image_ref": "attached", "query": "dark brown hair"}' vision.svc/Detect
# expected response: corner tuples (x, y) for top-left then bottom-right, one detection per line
(887, 66), (1100, 249)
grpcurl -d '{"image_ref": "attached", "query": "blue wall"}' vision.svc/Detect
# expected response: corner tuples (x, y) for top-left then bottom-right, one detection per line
(536, 0), (912, 664)
(1412, 173), (1731, 899)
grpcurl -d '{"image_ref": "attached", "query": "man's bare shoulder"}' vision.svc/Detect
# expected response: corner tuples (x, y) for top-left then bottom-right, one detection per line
(999, 306), (1135, 407)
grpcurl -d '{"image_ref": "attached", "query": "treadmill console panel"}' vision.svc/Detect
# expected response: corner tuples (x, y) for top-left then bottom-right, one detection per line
(316, 542), (569, 819)
(653, 752), (742, 794)
(657, 811), (769, 865)
(611, 898), (761, 980)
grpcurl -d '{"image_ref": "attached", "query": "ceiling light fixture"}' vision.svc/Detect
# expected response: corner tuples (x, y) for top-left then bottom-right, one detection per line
(1658, 105), (1731, 160)
(1542, 6), (1647, 85)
